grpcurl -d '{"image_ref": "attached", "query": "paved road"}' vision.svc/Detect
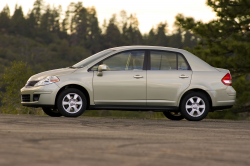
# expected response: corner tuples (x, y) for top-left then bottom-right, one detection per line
(0, 115), (249, 166)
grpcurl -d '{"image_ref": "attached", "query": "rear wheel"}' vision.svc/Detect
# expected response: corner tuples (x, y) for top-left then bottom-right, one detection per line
(180, 92), (209, 121)
(42, 107), (62, 117)
(163, 111), (184, 120)
(57, 88), (87, 117)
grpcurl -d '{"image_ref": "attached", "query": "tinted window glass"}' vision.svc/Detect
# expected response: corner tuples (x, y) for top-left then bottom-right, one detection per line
(150, 51), (177, 70)
(178, 54), (189, 70)
(94, 50), (145, 71)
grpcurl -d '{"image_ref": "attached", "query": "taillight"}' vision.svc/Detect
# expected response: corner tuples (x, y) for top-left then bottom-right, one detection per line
(221, 73), (232, 86)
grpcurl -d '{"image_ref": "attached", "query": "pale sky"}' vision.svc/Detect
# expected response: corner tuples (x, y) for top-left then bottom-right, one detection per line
(0, 0), (217, 33)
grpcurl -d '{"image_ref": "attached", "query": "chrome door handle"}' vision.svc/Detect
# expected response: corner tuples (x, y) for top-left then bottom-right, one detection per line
(179, 75), (189, 78)
(134, 75), (143, 79)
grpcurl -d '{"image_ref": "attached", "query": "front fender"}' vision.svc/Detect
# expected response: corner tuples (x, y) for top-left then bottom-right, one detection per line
(55, 71), (94, 105)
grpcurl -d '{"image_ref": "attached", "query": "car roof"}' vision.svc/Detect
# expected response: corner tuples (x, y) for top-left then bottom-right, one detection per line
(112, 45), (183, 52)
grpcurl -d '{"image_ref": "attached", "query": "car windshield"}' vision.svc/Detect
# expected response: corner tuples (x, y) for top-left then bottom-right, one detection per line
(72, 49), (115, 68)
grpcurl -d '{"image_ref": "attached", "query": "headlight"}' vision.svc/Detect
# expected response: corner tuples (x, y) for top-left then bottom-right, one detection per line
(34, 76), (60, 87)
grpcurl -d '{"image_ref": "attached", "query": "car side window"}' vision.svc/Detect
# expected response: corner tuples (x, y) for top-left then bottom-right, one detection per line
(91, 50), (145, 71)
(178, 54), (189, 70)
(150, 51), (177, 70)
(150, 51), (190, 70)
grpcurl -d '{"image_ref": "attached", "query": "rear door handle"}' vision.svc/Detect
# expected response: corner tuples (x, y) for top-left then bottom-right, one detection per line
(134, 75), (143, 79)
(179, 75), (189, 78)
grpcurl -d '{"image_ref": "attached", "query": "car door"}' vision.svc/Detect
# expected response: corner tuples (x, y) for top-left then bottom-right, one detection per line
(92, 50), (147, 106)
(147, 50), (192, 106)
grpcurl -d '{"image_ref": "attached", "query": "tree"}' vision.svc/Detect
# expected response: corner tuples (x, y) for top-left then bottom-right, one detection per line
(85, 7), (102, 53)
(168, 28), (182, 48)
(26, 11), (37, 38)
(144, 22), (169, 46)
(0, 5), (11, 34)
(182, 30), (198, 48)
(0, 61), (36, 114)
(10, 5), (27, 36)
(155, 22), (169, 46)
(120, 11), (143, 45)
(50, 5), (62, 34)
(103, 14), (122, 48)
(32, 0), (44, 24)
(175, 0), (250, 113)
(68, 3), (102, 53)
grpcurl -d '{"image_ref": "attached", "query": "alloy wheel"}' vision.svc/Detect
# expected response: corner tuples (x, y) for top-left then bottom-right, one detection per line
(62, 93), (83, 114)
(185, 96), (205, 117)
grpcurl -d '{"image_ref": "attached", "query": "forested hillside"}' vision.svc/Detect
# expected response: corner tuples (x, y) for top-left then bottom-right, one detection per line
(0, 0), (198, 75)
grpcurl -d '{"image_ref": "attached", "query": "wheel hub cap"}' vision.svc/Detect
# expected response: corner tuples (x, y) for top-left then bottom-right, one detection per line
(69, 99), (76, 106)
(62, 93), (83, 114)
(192, 104), (198, 109)
(185, 96), (205, 117)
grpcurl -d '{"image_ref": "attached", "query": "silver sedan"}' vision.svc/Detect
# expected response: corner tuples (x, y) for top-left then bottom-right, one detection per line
(21, 46), (236, 121)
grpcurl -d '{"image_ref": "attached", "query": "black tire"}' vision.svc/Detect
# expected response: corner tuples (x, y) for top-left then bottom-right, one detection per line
(163, 111), (184, 120)
(57, 88), (87, 117)
(180, 92), (210, 121)
(42, 107), (62, 117)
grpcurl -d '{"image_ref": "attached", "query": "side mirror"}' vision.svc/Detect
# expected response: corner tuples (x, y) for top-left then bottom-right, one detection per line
(97, 64), (107, 76)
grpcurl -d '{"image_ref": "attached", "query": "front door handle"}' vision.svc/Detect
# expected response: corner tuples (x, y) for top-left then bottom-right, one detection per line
(134, 75), (143, 79)
(179, 75), (189, 78)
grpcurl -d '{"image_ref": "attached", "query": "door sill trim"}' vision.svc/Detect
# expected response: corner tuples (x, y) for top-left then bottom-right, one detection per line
(88, 105), (178, 112)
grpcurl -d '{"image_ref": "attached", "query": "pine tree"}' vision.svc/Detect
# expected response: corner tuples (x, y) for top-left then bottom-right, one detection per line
(155, 22), (169, 46)
(0, 5), (11, 34)
(120, 12), (142, 45)
(103, 14), (122, 48)
(168, 28), (182, 48)
(85, 7), (102, 53)
(10, 5), (27, 36)
(26, 11), (37, 38)
(32, 0), (44, 24)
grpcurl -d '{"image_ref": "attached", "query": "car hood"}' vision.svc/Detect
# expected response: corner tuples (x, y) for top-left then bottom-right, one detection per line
(28, 68), (77, 81)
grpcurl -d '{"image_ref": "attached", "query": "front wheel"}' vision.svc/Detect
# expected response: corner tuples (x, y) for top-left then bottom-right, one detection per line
(57, 88), (87, 117)
(180, 92), (210, 121)
(163, 111), (184, 120)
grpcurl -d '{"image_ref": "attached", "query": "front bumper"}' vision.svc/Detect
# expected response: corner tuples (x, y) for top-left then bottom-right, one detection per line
(21, 83), (59, 107)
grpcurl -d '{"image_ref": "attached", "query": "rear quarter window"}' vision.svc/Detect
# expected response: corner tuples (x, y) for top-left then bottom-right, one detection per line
(178, 54), (189, 70)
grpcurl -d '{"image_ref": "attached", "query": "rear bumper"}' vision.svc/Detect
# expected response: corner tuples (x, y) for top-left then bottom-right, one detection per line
(207, 86), (236, 107)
